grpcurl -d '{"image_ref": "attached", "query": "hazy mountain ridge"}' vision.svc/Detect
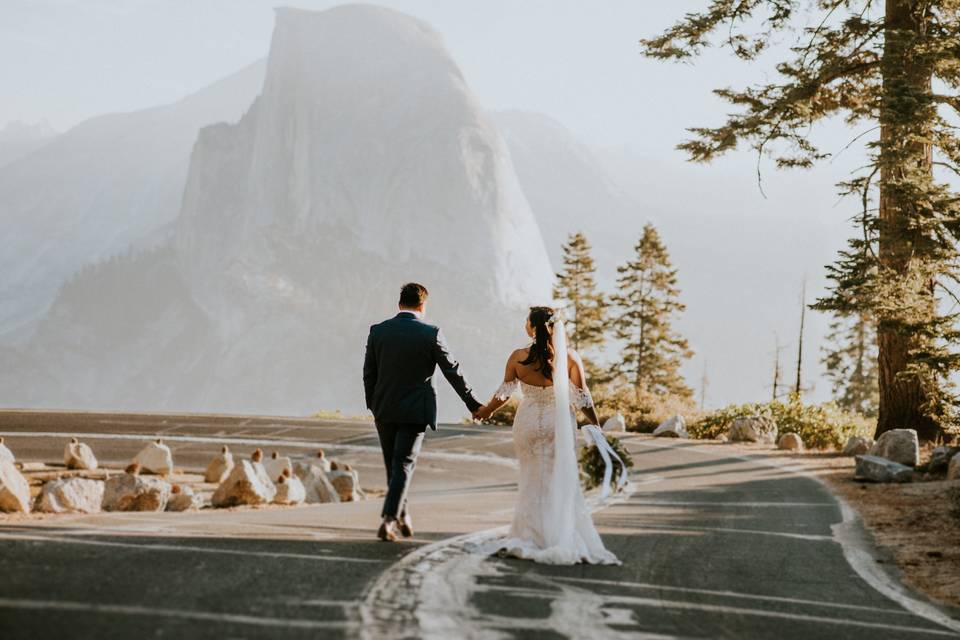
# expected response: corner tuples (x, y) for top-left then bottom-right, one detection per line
(0, 5), (554, 416)
(493, 109), (647, 282)
(0, 120), (57, 168)
(0, 6), (851, 413)
(0, 58), (266, 341)
(6, 246), (214, 410)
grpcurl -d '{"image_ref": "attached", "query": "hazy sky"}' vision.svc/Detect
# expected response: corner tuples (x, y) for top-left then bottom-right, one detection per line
(2, 0), (807, 150)
(2, 1), (880, 408)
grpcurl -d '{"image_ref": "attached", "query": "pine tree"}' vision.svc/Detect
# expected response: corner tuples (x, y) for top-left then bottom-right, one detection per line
(553, 232), (607, 354)
(823, 312), (880, 417)
(611, 224), (693, 398)
(642, 1), (960, 441)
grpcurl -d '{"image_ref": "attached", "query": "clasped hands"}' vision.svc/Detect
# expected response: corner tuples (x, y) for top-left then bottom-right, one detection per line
(472, 404), (493, 422)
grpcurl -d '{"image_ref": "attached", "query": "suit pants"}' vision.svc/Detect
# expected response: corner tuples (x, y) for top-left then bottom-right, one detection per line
(375, 422), (427, 519)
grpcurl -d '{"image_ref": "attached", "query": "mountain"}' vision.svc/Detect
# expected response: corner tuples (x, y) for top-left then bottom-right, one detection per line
(0, 5), (553, 416)
(0, 120), (57, 168)
(493, 110), (647, 280)
(0, 59), (266, 341)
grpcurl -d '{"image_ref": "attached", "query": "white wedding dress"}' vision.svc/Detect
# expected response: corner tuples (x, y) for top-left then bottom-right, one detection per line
(487, 322), (620, 565)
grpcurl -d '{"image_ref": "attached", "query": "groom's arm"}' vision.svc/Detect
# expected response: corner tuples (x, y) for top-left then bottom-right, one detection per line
(363, 327), (378, 411)
(432, 329), (482, 413)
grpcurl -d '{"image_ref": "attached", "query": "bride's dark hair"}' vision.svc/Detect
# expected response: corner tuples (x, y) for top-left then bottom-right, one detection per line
(521, 306), (556, 380)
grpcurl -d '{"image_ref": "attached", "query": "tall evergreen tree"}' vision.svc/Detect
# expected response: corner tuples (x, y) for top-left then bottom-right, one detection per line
(642, 1), (960, 441)
(823, 311), (880, 417)
(553, 232), (607, 354)
(611, 224), (693, 398)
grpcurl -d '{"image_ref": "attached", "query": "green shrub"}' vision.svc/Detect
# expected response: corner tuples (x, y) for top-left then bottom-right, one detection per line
(578, 433), (634, 490)
(688, 395), (872, 449)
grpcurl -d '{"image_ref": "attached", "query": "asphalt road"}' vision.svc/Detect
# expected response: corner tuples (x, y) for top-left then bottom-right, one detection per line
(0, 410), (958, 639)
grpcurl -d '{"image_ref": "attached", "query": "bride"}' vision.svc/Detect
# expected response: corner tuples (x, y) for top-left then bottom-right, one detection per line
(474, 306), (620, 565)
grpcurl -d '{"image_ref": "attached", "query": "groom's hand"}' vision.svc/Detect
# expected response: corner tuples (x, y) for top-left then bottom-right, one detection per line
(473, 405), (492, 422)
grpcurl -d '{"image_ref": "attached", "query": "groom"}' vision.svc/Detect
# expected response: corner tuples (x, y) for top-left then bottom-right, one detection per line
(363, 282), (483, 542)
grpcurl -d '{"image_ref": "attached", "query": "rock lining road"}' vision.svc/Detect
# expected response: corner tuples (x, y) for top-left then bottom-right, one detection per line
(0, 410), (958, 639)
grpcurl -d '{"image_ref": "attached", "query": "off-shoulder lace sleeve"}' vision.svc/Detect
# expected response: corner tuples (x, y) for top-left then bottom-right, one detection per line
(494, 379), (521, 401)
(570, 383), (594, 409)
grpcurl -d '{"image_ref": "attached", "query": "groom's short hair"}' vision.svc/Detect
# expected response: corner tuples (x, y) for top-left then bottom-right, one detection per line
(399, 282), (429, 308)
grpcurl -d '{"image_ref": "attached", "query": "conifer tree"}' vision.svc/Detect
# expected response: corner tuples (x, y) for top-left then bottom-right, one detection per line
(611, 224), (693, 398)
(642, 1), (960, 441)
(823, 311), (880, 417)
(553, 232), (607, 354)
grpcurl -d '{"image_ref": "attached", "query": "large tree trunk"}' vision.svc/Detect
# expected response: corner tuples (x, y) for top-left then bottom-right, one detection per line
(876, 0), (941, 442)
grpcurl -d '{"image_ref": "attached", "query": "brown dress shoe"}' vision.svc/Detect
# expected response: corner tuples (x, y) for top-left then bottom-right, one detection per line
(377, 519), (399, 542)
(398, 513), (414, 538)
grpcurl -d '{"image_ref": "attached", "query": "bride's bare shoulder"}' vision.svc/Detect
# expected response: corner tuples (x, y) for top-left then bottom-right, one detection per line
(510, 347), (529, 362)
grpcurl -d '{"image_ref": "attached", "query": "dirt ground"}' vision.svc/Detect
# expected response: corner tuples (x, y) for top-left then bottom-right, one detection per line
(721, 442), (960, 610)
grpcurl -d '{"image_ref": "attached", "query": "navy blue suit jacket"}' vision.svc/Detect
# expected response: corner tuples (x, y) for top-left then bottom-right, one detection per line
(363, 312), (482, 429)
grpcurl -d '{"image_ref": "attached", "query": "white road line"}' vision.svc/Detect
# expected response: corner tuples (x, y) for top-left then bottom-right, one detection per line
(553, 576), (919, 616)
(0, 511), (347, 538)
(0, 598), (354, 630)
(479, 585), (957, 637)
(631, 522), (834, 541)
(0, 532), (385, 563)
(0, 430), (518, 469)
(627, 499), (836, 508)
(634, 439), (960, 635)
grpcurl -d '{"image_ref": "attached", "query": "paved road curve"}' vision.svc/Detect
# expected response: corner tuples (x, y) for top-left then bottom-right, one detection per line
(0, 410), (958, 639)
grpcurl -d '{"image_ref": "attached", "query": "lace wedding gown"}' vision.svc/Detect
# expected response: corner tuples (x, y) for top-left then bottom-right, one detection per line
(489, 374), (620, 566)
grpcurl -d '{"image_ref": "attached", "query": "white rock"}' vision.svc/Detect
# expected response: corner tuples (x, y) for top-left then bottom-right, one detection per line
(36, 477), (104, 514)
(728, 416), (777, 444)
(211, 460), (276, 507)
(777, 433), (804, 451)
(0, 459), (31, 513)
(64, 438), (98, 470)
(328, 464), (364, 502)
(133, 439), (174, 475)
(313, 451), (332, 474)
(854, 455), (914, 483)
(947, 452), (960, 481)
(602, 413), (626, 433)
(653, 415), (687, 438)
(166, 485), (203, 512)
(264, 452), (292, 482)
(0, 437), (14, 464)
(204, 446), (234, 483)
(869, 429), (919, 467)
(293, 461), (340, 504)
(103, 472), (171, 511)
(842, 436), (873, 456)
(273, 474), (306, 505)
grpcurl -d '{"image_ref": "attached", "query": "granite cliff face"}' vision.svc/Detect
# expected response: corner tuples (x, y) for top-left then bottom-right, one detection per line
(171, 5), (552, 414)
(1, 6), (553, 416)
